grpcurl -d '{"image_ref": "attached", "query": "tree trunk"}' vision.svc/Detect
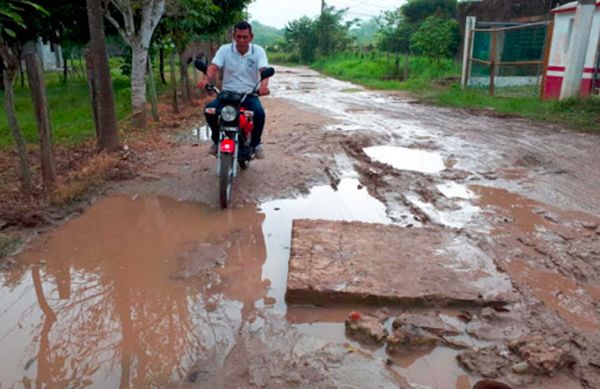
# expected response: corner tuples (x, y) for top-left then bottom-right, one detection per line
(131, 42), (148, 128)
(147, 55), (160, 121)
(86, 52), (100, 139)
(191, 54), (198, 100)
(159, 47), (166, 84)
(63, 53), (68, 83)
(24, 51), (57, 189)
(170, 52), (179, 113)
(18, 49), (24, 88)
(178, 50), (190, 105)
(1, 43), (34, 194)
(86, 0), (120, 151)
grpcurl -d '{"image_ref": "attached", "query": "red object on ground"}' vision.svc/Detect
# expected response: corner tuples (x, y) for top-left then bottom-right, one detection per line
(349, 312), (362, 321)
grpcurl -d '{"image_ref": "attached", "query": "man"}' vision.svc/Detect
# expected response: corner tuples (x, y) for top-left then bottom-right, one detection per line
(198, 21), (270, 159)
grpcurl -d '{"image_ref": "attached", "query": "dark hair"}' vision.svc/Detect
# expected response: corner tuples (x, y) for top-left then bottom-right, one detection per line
(234, 21), (253, 35)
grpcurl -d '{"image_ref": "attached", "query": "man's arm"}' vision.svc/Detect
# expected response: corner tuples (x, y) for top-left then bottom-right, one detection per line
(258, 67), (270, 96)
(198, 63), (220, 90)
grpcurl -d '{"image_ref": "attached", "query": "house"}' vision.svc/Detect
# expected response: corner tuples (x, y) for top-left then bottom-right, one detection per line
(543, 0), (600, 99)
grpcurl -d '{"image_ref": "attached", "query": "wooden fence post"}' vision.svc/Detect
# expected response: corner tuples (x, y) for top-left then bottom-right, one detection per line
(489, 30), (497, 96)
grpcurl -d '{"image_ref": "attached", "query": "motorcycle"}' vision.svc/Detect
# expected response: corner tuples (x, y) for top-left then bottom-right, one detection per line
(194, 60), (275, 208)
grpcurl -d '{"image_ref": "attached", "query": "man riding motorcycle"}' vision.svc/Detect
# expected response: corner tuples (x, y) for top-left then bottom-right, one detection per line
(198, 21), (270, 159)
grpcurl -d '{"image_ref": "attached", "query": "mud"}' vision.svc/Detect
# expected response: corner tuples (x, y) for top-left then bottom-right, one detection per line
(2, 65), (600, 388)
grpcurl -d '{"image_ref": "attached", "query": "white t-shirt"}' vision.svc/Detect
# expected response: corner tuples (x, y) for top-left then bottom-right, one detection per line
(211, 43), (269, 94)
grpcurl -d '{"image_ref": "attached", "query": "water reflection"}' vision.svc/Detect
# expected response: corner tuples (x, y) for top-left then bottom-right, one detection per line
(0, 195), (268, 387)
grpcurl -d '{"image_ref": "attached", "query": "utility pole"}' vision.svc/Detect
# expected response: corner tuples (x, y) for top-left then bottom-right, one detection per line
(321, 0), (326, 14)
(560, 0), (595, 100)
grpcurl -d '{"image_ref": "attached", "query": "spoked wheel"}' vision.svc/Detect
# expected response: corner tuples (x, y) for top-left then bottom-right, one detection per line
(219, 153), (234, 208)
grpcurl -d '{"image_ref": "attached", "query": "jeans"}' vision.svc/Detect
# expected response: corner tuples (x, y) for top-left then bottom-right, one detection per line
(204, 95), (265, 149)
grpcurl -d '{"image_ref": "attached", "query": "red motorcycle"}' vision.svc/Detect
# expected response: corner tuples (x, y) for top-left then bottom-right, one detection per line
(194, 60), (275, 208)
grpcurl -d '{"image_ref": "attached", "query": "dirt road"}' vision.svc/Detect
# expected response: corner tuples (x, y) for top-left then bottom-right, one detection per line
(1, 66), (599, 388)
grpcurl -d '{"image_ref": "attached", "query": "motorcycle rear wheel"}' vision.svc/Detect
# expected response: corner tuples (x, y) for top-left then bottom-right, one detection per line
(219, 153), (234, 208)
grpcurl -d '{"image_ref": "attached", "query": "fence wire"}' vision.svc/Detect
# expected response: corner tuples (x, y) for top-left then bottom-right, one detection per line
(467, 22), (549, 98)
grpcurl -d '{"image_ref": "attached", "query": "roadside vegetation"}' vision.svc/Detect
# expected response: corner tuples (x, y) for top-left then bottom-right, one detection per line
(269, 0), (599, 133)
(0, 0), (252, 240)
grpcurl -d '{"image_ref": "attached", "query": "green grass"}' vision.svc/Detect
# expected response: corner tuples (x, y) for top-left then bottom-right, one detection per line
(312, 52), (460, 91)
(430, 86), (600, 131)
(0, 57), (177, 149)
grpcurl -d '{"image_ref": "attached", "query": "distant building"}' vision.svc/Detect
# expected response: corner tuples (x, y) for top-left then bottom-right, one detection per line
(37, 38), (64, 71)
(543, 1), (600, 99)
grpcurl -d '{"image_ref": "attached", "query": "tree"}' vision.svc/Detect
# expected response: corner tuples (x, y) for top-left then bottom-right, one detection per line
(376, 0), (457, 55)
(410, 15), (459, 61)
(376, 9), (411, 54)
(314, 6), (354, 57)
(104, 0), (166, 128)
(284, 17), (316, 63)
(160, 0), (215, 105)
(401, 0), (456, 24)
(87, 0), (119, 151)
(0, 0), (49, 193)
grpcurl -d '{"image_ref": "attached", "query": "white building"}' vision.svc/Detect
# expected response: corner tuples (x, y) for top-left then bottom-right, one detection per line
(543, 0), (600, 99)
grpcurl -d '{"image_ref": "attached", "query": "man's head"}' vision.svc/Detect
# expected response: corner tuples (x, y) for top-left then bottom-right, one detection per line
(233, 21), (253, 53)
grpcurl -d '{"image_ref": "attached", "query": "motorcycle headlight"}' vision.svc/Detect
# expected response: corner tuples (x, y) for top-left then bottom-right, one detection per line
(221, 105), (237, 122)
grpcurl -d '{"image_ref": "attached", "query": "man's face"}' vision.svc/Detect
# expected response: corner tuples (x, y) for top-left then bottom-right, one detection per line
(234, 28), (253, 52)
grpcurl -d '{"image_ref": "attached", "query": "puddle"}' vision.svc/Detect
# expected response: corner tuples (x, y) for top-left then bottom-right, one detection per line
(364, 146), (445, 174)
(192, 123), (210, 141)
(437, 182), (476, 200)
(405, 193), (483, 230)
(0, 195), (268, 387)
(0, 180), (396, 386)
(471, 185), (550, 233)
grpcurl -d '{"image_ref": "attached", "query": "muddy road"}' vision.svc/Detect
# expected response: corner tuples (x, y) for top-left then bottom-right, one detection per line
(1, 66), (599, 388)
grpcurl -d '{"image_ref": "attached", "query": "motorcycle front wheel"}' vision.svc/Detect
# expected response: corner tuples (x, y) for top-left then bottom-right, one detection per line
(219, 153), (234, 208)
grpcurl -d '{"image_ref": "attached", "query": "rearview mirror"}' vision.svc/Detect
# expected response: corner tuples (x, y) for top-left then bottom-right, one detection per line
(194, 59), (207, 74)
(260, 67), (275, 80)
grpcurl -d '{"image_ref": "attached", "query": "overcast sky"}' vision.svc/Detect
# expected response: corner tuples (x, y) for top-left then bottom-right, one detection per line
(247, 0), (407, 29)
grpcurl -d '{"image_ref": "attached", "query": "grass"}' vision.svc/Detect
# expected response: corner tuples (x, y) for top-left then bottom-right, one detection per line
(427, 86), (600, 132)
(0, 57), (177, 149)
(308, 51), (600, 132)
(312, 52), (460, 91)
(0, 235), (20, 259)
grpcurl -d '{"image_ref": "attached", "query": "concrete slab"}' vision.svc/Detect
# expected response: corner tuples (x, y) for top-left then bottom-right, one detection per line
(286, 220), (514, 307)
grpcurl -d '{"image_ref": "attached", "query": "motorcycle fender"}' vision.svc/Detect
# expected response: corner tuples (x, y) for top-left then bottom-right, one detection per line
(220, 139), (235, 154)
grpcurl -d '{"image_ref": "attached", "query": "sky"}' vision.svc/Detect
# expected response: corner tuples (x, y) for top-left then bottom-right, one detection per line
(246, 0), (407, 29)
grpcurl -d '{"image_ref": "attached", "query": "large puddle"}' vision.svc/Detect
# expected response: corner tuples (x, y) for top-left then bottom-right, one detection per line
(0, 195), (268, 387)
(0, 178), (489, 387)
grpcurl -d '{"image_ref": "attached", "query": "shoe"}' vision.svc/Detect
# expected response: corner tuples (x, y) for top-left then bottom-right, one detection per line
(253, 145), (265, 159)
(208, 143), (217, 156)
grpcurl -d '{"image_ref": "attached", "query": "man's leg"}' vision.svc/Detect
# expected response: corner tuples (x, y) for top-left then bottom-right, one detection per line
(241, 96), (265, 149)
(205, 98), (222, 145)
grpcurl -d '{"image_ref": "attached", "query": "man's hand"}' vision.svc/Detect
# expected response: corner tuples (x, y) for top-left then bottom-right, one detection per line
(258, 81), (270, 96)
(197, 77), (212, 90)
(197, 64), (219, 90)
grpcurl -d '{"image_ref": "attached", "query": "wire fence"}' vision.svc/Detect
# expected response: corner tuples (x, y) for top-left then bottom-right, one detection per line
(463, 20), (551, 98)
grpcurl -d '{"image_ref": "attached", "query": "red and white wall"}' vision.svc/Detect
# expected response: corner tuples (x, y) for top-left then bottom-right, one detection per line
(544, 1), (600, 99)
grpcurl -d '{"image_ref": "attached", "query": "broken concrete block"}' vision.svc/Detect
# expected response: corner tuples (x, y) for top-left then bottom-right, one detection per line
(286, 220), (514, 307)
(344, 311), (388, 344)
